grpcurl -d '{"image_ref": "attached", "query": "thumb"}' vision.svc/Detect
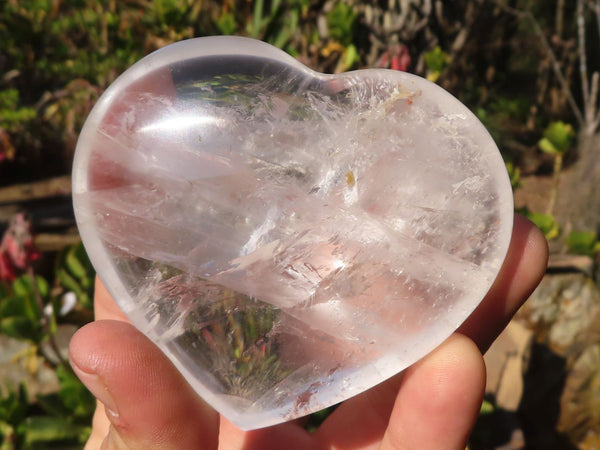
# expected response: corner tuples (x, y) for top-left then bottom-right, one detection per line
(69, 320), (219, 449)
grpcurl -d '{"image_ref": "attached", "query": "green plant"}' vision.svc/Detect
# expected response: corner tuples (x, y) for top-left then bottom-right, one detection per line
(0, 276), (48, 345)
(0, 384), (27, 449)
(566, 231), (600, 256)
(505, 161), (522, 190)
(304, 404), (338, 432)
(538, 121), (575, 216)
(424, 46), (450, 82)
(55, 242), (95, 311)
(323, 2), (359, 72)
(248, 0), (283, 39)
(0, 214), (95, 447)
(474, 95), (532, 153)
(0, 368), (95, 449)
(0, 90), (36, 134)
(216, 11), (237, 35)
(521, 209), (560, 240)
(468, 397), (497, 448)
(539, 120), (575, 155)
(0, 89), (37, 163)
(326, 2), (356, 46)
(0, 274), (95, 448)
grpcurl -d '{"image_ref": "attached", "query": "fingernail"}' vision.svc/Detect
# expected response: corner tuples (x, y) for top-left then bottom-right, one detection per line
(71, 362), (120, 422)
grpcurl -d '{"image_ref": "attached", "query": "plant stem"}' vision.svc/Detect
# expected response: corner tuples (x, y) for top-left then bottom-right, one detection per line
(556, 0), (565, 37)
(253, 0), (264, 38)
(546, 154), (563, 217)
(491, 0), (585, 127)
(578, 0), (591, 120)
(27, 267), (66, 367)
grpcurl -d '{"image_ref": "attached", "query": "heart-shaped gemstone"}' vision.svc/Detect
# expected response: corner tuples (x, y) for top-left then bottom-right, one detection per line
(72, 36), (513, 430)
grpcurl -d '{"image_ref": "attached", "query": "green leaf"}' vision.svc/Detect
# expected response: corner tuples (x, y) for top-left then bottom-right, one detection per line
(12, 276), (48, 301)
(11, 278), (33, 299)
(56, 365), (96, 419)
(56, 268), (87, 308)
(539, 121), (575, 155)
(2, 279), (43, 324)
(55, 268), (78, 293)
(343, 44), (359, 70)
(327, 2), (357, 46)
(0, 89), (36, 132)
(65, 246), (87, 282)
(505, 161), (521, 190)
(424, 46), (450, 74)
(56, 243), (95, 308)
(17, 416), (90, 446)
(216, 12), (237, 35)
(566, 231), (600, 256)
(0, 316), (42, 342)
(0, 295), (29, 318)
(538, 137), (559, 155)
(0, 384), (28, 426)
(0, 420), (16, 450)
(305, 404), (338, 432)
(35, 393), (70, 419)
(270, 8), (298, 50)
(480, 398), (495, 415)
(528, 213), (559, 240)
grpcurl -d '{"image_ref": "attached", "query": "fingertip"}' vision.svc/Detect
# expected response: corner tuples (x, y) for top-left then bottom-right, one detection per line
(495, 214), (549, 310)
(381, 334), (485, 450)
(514, 213), (549, 285)
(460, 213), (548, 351)
(69, 320), (219, 449)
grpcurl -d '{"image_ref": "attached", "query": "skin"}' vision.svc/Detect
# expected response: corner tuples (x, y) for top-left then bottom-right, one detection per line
(69, 214), (548, 450)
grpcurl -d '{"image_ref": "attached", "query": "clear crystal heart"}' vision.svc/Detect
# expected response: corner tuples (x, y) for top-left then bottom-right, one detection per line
(72, 36), (513, 430)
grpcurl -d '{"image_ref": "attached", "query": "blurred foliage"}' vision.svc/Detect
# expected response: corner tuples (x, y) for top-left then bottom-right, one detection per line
(323, 1), (359, 71)
(0, 231), (95, 448)
(538, 121), (575, 156)
(0, 372), (94, 449)
(519, 209), (560, 241)
(0, 275), (48, 344)
(54, 242), (95, 311)
(326, 1), (356, 46)
(0, 90), (36, 134)
(505, 161), (522, 191)
(424, 46), (450, 82)
(469, 398), (500, 449)
(0, 0), (593, 183)
(566, 231), (600, 257)
(304, 404), (338, 433)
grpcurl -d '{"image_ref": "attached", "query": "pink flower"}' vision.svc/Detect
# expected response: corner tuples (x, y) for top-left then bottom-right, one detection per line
(0, 213), (40, 282)
(377, 44), (411, 72)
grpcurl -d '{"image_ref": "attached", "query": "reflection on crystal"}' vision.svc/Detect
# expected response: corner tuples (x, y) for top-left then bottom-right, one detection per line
(72, 36), (513, 429)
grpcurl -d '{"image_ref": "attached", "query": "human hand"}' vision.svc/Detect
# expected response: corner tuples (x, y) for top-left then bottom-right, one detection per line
(69, 214), (547, 450)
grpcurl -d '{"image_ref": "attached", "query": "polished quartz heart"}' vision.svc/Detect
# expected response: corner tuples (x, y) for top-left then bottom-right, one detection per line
(72, 36), (513, 430)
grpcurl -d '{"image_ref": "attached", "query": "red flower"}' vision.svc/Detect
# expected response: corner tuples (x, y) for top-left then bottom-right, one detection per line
(0, 213), (40, 282)
(0, 252), (16, 282)
(377, 44), (411, 72)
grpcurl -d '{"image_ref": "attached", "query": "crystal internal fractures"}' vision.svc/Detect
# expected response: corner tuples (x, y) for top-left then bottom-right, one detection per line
(72, 36), (513, 430)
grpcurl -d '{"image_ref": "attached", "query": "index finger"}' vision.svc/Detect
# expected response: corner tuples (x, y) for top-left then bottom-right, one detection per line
(458, 213), (548, 352)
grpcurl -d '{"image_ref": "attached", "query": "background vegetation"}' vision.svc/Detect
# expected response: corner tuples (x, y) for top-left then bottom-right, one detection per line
(1, 0), (599, 448)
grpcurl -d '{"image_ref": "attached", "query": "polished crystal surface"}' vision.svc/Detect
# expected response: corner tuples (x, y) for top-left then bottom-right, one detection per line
(72, 36), (513, 430)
